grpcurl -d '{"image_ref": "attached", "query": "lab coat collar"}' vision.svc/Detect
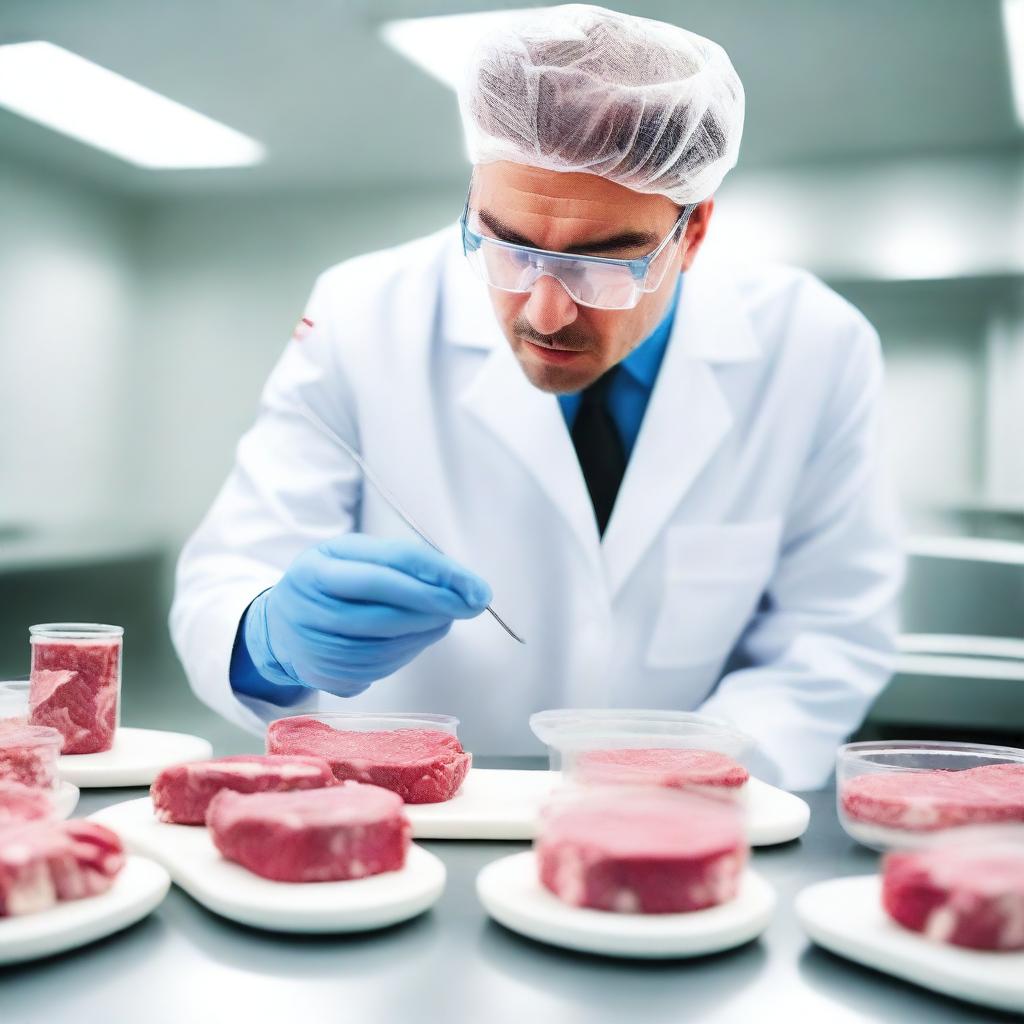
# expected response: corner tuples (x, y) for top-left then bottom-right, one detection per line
(446, 226), (764, 594)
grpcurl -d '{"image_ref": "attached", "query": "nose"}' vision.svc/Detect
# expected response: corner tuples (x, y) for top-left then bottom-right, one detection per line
(523, 274), (578, 337)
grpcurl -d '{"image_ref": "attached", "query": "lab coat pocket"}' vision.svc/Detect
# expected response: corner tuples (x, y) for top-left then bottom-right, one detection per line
(645, 520), (783, 669)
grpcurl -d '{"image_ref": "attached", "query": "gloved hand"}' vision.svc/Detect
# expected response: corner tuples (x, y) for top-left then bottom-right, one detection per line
(238, 534), (492, 698)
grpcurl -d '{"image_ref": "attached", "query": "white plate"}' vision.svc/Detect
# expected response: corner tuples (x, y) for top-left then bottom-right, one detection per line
(743, 777), (810, 846)
(796, 875), (1024, 1015)
(0, 855), (169, 966)
(57, 727), (213, 787)
(477, 851), (775, 959)
(89, 796), (446, 934)
(51, 780), (80, 819)
(407, 769), (809, 846)
(406, 768), (561, 840)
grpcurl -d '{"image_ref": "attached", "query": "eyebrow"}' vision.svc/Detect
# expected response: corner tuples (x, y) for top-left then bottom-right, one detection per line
(476, 208), (660, 255)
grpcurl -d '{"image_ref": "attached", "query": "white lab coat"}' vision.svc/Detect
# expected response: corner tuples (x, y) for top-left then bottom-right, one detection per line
(170, 223), (903, 790)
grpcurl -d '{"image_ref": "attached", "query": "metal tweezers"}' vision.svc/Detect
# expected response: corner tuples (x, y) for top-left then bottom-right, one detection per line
(294, 405), (525, 644)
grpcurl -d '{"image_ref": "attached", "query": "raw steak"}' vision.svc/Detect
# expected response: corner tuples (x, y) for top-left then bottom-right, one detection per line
(574, 747), (749, 789)
(0, 819), (124, 916)
(0, 782), (53, 826)
(841, 763), (1024, 831)
(266, 718), (471, 803)
(536, 791), (746, 914)
(882, 844), (1024, 950)
(0, 722), (62, 788)
(151, 754), (336, 825)
(30, 638), (121, 754)
(207, 782), (410, 882)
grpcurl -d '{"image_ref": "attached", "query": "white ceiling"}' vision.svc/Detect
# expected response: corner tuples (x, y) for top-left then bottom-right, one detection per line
(0, 0), (1021, 197)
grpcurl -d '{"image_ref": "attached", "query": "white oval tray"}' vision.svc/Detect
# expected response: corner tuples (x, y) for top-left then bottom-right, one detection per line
(407, 768), (809, 846)
(796, 875), (1024, 1015)
(89, 796), (446, 934)
(0, 855), (169, 966)
(57, 727), (213, 787)
(477, 850), (775, 959)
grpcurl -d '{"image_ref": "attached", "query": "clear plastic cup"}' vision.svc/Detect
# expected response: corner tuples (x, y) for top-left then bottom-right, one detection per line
(529, 709), (754, 791)
(836, 740), (1024, 851)
(29, 623), (124, 754)
(535, 783), (747, 913)
(0, 722), (63, 789)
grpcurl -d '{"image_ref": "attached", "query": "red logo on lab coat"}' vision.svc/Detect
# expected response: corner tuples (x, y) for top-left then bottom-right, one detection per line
(292, 316), (314, 341)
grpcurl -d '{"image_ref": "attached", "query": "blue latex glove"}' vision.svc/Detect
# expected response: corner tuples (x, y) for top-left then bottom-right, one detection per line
(232, 534), (492, 700)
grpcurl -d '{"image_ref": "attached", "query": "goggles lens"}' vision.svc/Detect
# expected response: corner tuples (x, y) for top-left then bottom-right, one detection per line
(461, 205), (691, 310)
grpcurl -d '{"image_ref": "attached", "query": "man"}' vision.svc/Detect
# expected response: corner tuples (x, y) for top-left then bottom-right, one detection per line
(171, 5), (902, 790)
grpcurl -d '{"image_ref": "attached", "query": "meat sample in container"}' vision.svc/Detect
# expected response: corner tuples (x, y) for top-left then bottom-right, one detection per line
(573, 747), (749, 790)
(0, 722), (62, 789)
(841, 763), (1024, 832)
(882, 842), (1024, 951)
(151, 754), (336, 825)
(0, 781), (54, 826)
(0, 819), (124, 916)
(206, 782), (411, 883)
(266, 717), (471, 804)
(536, 789), (746, 914)
(29, 626), (123, 755)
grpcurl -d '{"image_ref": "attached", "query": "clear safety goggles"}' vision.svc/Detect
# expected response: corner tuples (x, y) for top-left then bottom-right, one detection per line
(460, 198), (694, 310)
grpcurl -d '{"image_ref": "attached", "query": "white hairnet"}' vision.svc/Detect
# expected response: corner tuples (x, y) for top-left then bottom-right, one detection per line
(458, 4), (745, 206)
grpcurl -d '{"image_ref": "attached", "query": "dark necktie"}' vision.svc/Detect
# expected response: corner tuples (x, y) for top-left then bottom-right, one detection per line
(571, 368), (627, 536)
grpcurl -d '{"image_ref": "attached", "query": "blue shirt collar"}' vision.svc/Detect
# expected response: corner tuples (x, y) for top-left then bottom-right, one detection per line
(618, 273), (682, 390)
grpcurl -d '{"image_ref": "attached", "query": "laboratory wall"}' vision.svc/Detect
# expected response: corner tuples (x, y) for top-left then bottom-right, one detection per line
(0, 155), (140, 531)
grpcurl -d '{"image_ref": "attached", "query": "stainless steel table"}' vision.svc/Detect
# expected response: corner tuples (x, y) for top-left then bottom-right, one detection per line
(2, 745), (1018, 1023)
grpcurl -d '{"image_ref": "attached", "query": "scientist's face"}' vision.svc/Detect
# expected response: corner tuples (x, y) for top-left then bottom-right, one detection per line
(470, 161), (713, 394)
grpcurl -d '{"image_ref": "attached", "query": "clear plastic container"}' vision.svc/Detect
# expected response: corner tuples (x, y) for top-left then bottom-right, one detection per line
(0, 680), (30, 724)
(266, 711), (469, 804)
(0, 721), (63, 789)
(535, 784), (747, 913)
(837, 740), (1024, 851)
(530, 710), (754, 786)
(29, 623), (124, 755)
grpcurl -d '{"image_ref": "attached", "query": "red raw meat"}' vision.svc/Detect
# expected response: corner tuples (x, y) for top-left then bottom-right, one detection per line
(0, 722), (62, 788)
(30, 639), (121, 754)
(266, 718), (471, 804)
(151, 754), (336, 825)
(207, 782), (411, 882)
(0, 819), (124, 916)
(841, 763), (1024, 831)
(0, 782), (53, 826)
(574, 747), (749, 789)
(882, 843), (1024, 950)
(536, 791), (746, 914)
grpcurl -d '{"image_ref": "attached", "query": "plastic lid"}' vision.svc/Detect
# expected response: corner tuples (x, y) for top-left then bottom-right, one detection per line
(533, 715), (753, 758)
(29, 622), (123, 641)
(270, 711), (460, 736)
(529, 708), (731, 746)
(838, 740), (1024, 774)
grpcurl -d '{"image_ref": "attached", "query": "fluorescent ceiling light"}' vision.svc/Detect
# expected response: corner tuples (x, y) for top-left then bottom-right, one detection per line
(381, 10), (531, 90)
(0, 41), (264, 169)
(1005, 0), (1024, 125)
